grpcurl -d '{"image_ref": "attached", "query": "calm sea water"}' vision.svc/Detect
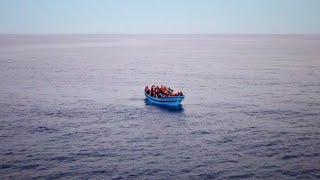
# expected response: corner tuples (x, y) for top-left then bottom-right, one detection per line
(0, 35), (320, 179)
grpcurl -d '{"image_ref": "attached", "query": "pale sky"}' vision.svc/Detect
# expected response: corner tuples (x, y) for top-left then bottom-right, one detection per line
(0, 0), (320, 34)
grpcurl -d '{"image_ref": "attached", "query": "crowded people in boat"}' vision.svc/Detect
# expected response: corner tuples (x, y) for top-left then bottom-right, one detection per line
(145, 85), (184, 98)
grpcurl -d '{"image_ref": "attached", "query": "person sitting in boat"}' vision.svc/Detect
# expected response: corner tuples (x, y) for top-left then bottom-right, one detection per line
(147, 85), (183, 98)
(179, 91), (184, 96)
(145, 86), (150, 94)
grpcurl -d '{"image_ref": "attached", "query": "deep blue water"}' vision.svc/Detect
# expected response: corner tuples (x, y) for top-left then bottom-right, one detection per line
(0, 35), (320, 179)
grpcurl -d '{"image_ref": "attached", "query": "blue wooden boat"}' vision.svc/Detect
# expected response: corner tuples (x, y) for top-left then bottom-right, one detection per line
(145, 92), (184, 107)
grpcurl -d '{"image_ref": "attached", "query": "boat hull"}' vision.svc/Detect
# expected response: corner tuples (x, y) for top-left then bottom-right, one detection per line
(145, 92), (184, 107)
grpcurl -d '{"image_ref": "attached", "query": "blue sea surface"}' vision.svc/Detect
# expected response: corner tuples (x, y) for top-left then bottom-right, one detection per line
(0, 35), (320, 179)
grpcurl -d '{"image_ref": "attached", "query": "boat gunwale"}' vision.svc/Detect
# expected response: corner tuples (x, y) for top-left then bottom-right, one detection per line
(144, 92), (184, 102)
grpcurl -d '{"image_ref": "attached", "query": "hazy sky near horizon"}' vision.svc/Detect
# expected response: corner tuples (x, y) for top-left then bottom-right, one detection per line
(0, 0), (319, 34)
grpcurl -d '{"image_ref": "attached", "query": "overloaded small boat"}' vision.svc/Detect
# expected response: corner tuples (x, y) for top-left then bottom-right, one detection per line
(144, 85), (184, 107)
